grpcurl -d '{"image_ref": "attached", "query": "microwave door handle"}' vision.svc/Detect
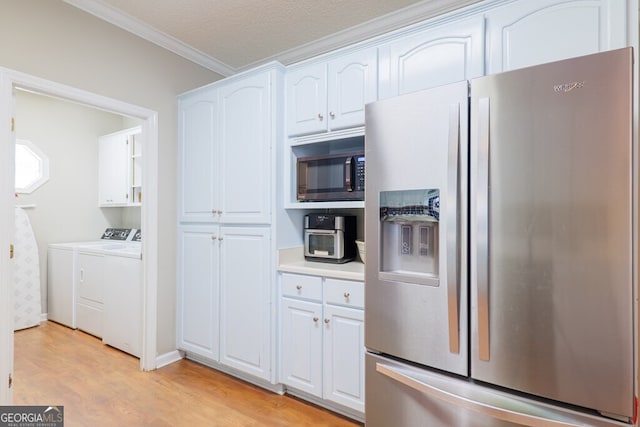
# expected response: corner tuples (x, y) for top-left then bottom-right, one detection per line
(345, 157), (353, 191)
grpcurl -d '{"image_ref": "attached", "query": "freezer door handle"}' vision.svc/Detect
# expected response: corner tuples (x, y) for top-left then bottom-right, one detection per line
(476, 97), (490, 361)
(376, 362), (581, 427)
(447, 103), (461, 354)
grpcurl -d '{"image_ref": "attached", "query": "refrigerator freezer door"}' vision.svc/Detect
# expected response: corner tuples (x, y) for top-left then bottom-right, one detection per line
(365, 80), (469, 375)
(470, 48), (634, 419)
(366, 352), (627, 427)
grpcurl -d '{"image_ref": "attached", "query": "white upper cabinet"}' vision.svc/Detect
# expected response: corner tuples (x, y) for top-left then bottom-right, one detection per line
(378, 16), (484, 99)
(218, 72), (273, 224)
(485, 0), (628, 74)
(179, 66), (279, 224)
(286, 48), (378, 136)
(178, 87), (218, 222)
(98, 127), (141, 207)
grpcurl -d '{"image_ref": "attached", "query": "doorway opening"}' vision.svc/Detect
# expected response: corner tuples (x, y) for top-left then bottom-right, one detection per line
(0, 68), (158, 403)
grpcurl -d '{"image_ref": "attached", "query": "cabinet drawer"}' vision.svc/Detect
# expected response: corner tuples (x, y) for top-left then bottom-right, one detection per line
(324, 279), (364, 309)
(281, 273), (322, 301)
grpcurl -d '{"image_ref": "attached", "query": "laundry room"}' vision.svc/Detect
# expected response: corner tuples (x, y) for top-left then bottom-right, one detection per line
(13, 89), (142, 343)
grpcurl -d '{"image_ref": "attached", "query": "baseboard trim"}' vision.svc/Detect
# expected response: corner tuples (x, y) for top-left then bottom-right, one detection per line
(156, 350), (184, 369)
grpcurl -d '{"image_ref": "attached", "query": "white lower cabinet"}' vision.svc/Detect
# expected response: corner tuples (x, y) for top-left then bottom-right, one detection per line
(177, 225), (273, 381)
(280, 273), (365, 415)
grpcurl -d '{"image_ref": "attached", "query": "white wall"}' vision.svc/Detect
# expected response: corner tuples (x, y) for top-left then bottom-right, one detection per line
(15, 90), (138, 312)
(0, 0), (222, 354)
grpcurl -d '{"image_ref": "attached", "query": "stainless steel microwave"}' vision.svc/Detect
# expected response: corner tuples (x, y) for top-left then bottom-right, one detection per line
(296, 152), (365, 201)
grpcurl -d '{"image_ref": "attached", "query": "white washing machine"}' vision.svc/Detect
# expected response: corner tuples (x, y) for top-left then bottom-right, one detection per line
(47, 228), (137, 330)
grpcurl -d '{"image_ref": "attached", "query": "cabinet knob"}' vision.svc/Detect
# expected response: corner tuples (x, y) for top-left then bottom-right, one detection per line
(343, 292), (350, 298)
(296, 285), (302, 290)
(211, 235), (217, 240)
(329, 111), (335, 119)
(324, 319), (330, 324)
(317, 113), (324, 121)
(218, 237), (223, 241)
(313, 317), (319, 323)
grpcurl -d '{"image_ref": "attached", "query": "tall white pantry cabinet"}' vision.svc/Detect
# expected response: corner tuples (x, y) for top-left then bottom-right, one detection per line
(177, 62), (284, 384)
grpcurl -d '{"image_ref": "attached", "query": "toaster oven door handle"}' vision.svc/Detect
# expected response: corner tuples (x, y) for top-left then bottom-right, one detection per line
(345, 157), (353, 191)
(305, 229), (338, 235)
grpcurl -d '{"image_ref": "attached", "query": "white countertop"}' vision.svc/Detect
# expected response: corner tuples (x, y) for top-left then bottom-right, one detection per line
(277, 247), (365, 281)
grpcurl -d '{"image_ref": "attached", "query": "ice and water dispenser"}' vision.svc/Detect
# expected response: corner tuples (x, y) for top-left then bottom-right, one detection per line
(379, 189), (440, 286)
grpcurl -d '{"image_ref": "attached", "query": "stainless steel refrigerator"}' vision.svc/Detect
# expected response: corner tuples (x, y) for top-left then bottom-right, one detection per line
(364, 47), (634, 426)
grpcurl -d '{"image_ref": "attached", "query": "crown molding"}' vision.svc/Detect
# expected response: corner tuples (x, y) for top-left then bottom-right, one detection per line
(64, 0), (481, 76)
(249, 0), (482, 70)
(63, 0), (236, 76)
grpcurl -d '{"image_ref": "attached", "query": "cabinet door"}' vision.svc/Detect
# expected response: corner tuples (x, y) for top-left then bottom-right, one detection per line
(98, 132), (129, 206)
(218, 73), (272, 224)
(323, 304), (365, 413)
(76, 252), (104, 337)
(176, 226), (220, 360)
(378, 16), (484, 99)
(178, 87), (218, 222)
(103, 256), (142, 357)
(486, 0), (628, 74)
(280, 297), (323, 397)
(327, 48), (378, 131)
(286, 63), (327, 136)
(219, 226), (272, 380)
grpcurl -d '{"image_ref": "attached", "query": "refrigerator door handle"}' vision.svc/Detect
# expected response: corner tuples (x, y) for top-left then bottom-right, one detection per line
(447, 103), (460, 354)
(477, 97), (490, 361)
(376, 362), (581, 427)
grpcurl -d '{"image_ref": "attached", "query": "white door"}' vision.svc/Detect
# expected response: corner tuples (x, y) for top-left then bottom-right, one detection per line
(218, 73), (272, 224)
(178, 87), (218, 223)
(286, 63), (327, 136)
(378, 15), (484, 99)
(219, 226), (271, 380)
(0, 80), (15, 403)
(327, 48), (378, 131)
(280, 297), (323, 397)
(485, 0), (628, 73)
(176, 225), (220, 360)
(323, 304), (365, 412)
(98, 131), (130, 206)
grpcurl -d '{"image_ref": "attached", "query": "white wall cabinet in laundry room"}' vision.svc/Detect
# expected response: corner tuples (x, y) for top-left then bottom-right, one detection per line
(286, 47), (377, 137)
(98, 126), (141, 207)
(377, 15), (484, 100)
(179, 65), (279, 224)
(484, 0), (629, 74)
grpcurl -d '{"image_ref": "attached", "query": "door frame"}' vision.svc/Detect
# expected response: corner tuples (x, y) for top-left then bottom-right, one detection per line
(0, 67), (159, 403)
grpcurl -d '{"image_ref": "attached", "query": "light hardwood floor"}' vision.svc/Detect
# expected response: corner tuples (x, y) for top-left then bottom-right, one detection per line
(14, 321), (363, 426)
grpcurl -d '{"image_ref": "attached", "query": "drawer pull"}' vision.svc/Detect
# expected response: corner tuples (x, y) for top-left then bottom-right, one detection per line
(296, 285), (302, 290)
(343, 292), (350, 298)
(313, 317), (319, 323)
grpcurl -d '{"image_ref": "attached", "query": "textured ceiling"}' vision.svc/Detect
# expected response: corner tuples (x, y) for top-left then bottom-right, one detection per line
(67, 0), (481, 75)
